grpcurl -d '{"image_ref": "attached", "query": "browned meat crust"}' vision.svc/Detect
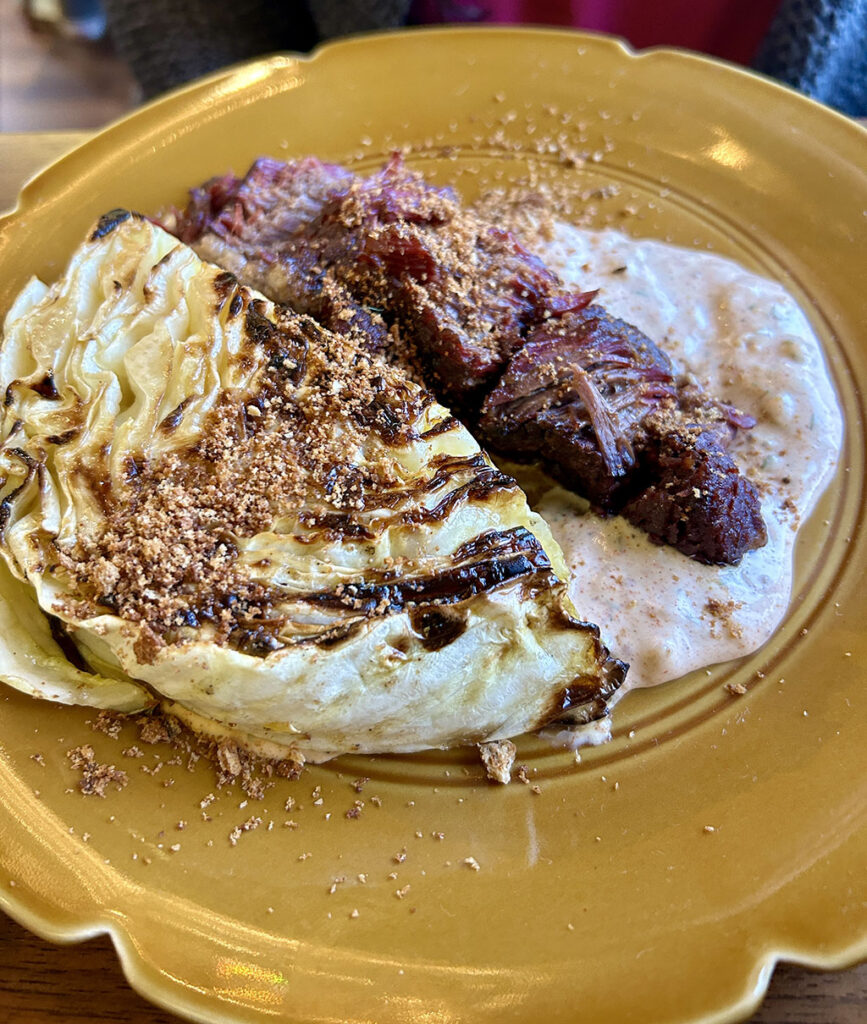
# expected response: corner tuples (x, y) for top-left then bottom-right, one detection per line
(478, 306), (768, 564)
(175, 155), (597, 404)
(621, 430), (768, 565)
(478, 305), (678, 507)
(173, 155), (767, 565)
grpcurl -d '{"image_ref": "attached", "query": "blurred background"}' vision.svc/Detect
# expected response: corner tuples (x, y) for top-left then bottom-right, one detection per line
(0, 0), (133, 129)
(1, 0), (865, 132)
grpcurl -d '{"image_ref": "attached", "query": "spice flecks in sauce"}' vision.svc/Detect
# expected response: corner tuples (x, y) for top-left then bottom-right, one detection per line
(526, 225), (843, 691)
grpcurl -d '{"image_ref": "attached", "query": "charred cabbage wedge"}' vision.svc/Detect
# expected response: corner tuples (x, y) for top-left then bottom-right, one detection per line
(0, 212), (624, 763)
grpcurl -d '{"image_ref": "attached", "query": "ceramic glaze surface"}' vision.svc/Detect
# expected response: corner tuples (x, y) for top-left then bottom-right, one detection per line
(0, 28), (864, 1024)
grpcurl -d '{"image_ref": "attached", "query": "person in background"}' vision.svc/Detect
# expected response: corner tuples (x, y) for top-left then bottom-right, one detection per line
(97, 0), (866, 115)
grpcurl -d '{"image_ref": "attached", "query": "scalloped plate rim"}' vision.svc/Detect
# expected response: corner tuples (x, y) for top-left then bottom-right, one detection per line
(3, 26), (865, 229)
(0, 25), (865, 1024)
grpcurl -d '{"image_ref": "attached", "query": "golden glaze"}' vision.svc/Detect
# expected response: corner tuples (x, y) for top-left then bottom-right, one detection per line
(0, 28), (865, 1024)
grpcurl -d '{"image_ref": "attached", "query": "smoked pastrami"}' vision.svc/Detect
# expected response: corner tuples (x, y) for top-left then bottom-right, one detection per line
(174, 156), (767, 565)
(478, 306), (767, 565)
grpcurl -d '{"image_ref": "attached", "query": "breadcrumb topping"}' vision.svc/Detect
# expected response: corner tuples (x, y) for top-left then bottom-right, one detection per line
(66, 744), (128, 797)
(478, 739), (517, 784)
(54, 293), (424, 656)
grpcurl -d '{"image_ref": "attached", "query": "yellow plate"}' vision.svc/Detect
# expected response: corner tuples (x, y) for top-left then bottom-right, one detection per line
(1, 27), (865, 1024)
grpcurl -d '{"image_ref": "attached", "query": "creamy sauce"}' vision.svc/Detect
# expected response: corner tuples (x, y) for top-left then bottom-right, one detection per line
(527, 225), (843, 692)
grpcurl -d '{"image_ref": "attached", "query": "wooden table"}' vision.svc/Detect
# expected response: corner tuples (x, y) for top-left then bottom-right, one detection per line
(0, 131), (865, 1024)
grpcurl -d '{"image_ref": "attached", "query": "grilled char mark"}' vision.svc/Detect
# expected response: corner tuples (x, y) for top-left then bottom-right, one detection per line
(213, 269), (238, 306)
(448, 525), (536, 565)
(316, 452), (497, 518)
(300, 552), (555, 615)
(46, 428), (80, 446)
(4, 374), (62, 407)
(231, 624), (284, 656)
(299, 526), (557, 617)
(229, 529), (561, 656)
(408, 606), (468, 651)
(420, 415), (459, 439)
(240, 302), (310, 388)
(401, 467), (518, 527)
(210, 268), (245, 319)
(351, 372), (425, 445)
(355, 397), (408, 443)
(0, 476), (32, 536)
(158, 399), (190, 434)
(528, 596), (628, 726)
(542, 649), (628, 728)
(6, 446), (39, 470)
(0, 445), (40, 535)
(8, 374), (73, 408)
(29, 372), (61, 400)
(290, 455), (504, 539)
(420, 453), (490, 493)
(47, 614), (94, 674)
(91, 209), (144, 241)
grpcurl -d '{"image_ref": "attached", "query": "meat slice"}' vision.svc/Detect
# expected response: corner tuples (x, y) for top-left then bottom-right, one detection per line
(176, 157), (393, 352)
(478, 306), (678, 507)
(173, 155), (767, 565)
(177, 156), (354, 248)
(621, 430), (768, 565)
(314, 159), (596, 405)
(479, 306), (767, 564)
(176, 154), (595, 406)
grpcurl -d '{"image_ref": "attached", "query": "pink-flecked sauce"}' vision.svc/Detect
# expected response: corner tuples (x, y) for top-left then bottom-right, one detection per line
(530, 225), (843, 693)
